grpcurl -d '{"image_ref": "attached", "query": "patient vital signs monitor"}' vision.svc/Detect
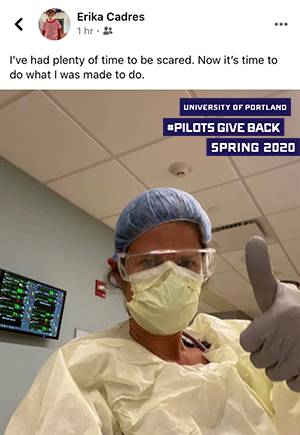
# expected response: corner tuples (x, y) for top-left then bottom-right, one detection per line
(0, 269), (66, 339)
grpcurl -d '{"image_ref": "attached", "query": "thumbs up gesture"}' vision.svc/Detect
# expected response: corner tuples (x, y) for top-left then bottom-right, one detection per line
(240, 236), (300, 392)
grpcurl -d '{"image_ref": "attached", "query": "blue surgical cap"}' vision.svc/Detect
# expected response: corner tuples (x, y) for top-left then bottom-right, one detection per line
(112, 188), (211, 260)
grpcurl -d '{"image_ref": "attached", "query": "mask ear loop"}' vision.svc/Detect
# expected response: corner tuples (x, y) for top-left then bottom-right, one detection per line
(123, 295), (131, 316)
(117, 255), (131, 283)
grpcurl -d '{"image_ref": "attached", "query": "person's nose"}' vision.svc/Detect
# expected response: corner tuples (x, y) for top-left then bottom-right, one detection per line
(160, 253), (179, 264)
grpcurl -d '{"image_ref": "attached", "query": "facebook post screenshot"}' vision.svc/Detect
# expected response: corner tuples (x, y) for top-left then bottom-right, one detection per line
(1, 1), (300, 434)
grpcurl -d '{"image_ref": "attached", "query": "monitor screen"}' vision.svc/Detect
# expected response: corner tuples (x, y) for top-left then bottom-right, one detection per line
(0, 269), (67, 339)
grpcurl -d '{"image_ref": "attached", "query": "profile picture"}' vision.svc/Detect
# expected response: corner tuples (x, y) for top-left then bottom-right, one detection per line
(39, 8), (70, 40)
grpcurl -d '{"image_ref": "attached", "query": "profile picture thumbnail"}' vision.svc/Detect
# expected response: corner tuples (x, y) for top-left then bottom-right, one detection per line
(39, 8), (70, 41)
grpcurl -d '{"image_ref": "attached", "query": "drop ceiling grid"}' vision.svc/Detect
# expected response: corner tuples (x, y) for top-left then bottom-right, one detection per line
(0, 90), (31, 108)
(214, 255), (234, 274)
(192, 181), (261, 228)
(39, 90), (300, 233)
(206, 271), (260, 317)
(47, 160), (146, 220)
(47, 90), (190, 155)
(193, 90), (300, 178)
(0, 89), (298, 192)
(219, 243), (300, 281)
(232, 155), (300, 177)
(193, 90), (287, 99)
(223, 156), (300, 281)
(0, 89), (295, 257)
(267, 208), (300, 241)
(101, 215), (119, 230)
(0, 91), (298, 233)
(119, 136), (240, 192)
(0, 91), (111, 182)
(45, 87), (287, 316)
(212, 251), (297, 304)
(198, 301), (220, 314)
(0, 89), (299, 316)
(245, 161), (300, 215)
(282, 239), (300, 271)
(221, 243), (290, 270)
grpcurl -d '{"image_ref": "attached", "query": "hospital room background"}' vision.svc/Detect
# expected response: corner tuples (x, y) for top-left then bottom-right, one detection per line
(0, 90), (299, 434)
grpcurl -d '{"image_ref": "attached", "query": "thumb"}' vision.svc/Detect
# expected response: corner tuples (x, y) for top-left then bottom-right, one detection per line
(245, 236), (278, 313)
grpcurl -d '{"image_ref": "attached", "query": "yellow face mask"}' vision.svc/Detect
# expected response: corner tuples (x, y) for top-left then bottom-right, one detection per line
(126, 261), (203, 335)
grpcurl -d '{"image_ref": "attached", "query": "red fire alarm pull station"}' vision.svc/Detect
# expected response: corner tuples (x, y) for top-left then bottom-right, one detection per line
(95, 280), (107, 298)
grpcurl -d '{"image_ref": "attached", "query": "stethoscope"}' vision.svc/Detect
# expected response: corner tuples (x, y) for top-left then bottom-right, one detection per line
(182, 331), (208, 352)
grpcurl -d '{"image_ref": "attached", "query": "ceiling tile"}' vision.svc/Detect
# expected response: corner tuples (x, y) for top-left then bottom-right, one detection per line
(206, 271), (258, 315)
(231, 91), (300, 178)
(212, 222), (265, 253)
(194, 90), (283, 98)
(230, 291), (261, 319)
(101, 215), (119, 230)
(221, 249), (248, 271)
(272, 262), (300, 281)
(267, 243), (291, 264)
(49, 90), (188, 154)
(0, 91), (109, 182)
(246, 162), (300, 214)
(197, 301), (220, 314)
(47, 160), (145, 219)
(200, 288), (239, 312)
(0, 91), (24, 106)
(222, 243), (289, 270)
(239, 262), (300, 281)
(267, 208), (300, 241)
(120, 136), (238, 191)
(282, 238), (300, 272)
(238, 261), (299, 283)
(207, 271), (251, 295)
(193, 181), (260, 227)
(215, 255), (233, 273)
(237, 269), (250, 281)
(232, 156), (300, 177)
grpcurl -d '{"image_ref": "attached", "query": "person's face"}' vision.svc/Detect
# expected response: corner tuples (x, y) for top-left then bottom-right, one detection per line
(108, 222), (202, 303)
(47, 11), (55, 20)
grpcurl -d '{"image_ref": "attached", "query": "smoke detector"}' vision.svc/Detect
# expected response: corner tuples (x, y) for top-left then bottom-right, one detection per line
(169, 162), (192, 178)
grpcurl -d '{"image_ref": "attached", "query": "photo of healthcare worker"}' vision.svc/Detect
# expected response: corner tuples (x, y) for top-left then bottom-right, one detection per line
(0, 90), (300, 435)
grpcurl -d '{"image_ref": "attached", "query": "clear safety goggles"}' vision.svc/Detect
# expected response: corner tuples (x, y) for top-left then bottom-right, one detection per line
(117, 248), (216, 283)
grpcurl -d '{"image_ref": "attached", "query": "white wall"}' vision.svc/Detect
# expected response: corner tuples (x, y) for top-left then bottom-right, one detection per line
(0, 157), (127, 434)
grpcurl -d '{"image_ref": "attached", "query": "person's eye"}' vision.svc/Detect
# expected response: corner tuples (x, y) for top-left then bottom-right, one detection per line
(140, 256), (162, 269)
(178, 259), (194, 268)
(178, 257), (200, 270)
(141, 259), (154, 268)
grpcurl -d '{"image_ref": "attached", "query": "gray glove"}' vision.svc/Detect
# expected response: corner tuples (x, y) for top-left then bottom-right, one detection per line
(240, 236), (300, 392)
